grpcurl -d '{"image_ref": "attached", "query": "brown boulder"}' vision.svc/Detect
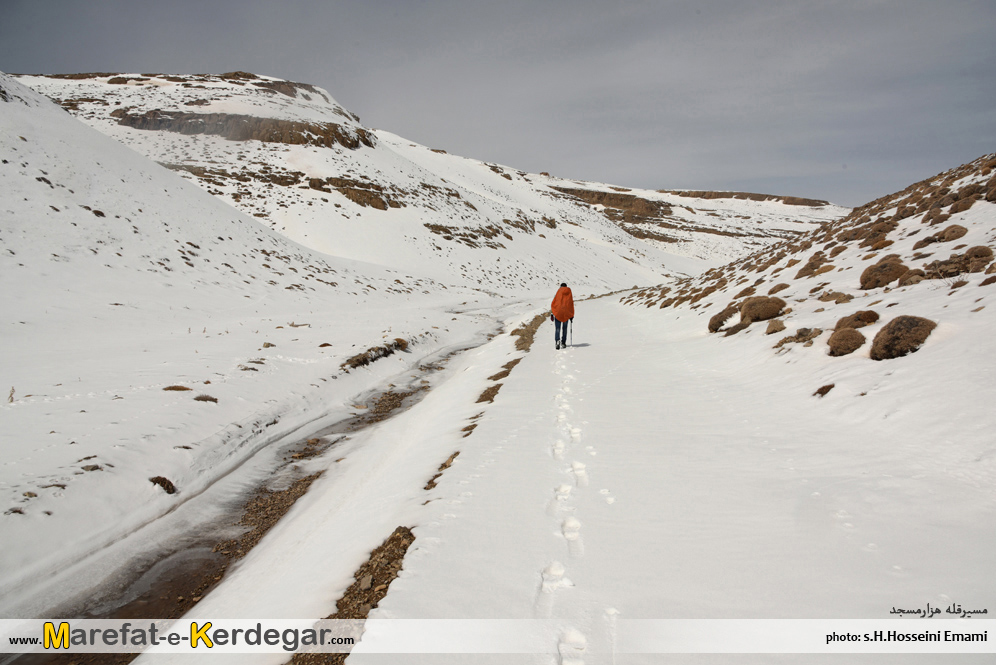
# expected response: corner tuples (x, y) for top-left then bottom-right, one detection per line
(765, 319), (787, 335)
(939, 224), (968, 242)
(897, 269), (926, 286)
(708, 305), (738, 333)
(965, 245), (994, 262)
(870, 316), (937, 360)
(834, 310), (879, 330)
(859, 256), (908, 289)
(827, 328), (866, 356)
(740, 296), (786, 324)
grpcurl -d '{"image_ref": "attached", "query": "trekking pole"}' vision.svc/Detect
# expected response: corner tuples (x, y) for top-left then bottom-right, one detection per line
(569, 319), (573, 347)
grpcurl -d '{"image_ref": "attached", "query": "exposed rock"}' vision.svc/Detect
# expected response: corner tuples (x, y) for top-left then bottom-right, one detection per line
(813, 384), (835, 397)
(113, 109), (375, 150)
(661, 190), (829, 206)
(827, 328), (866, 356)
(897, 269), (926, 286)
(150, 476), (177, 494)
(817, 291), (853, 304)
(773, 328), (823, 349)
(765, 319), (787, 335)
(870, 316), (937, 360)
(923, 246), (994, 279)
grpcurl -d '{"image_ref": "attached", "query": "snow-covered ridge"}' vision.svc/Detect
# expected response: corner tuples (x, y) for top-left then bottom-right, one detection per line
(16, 72), (849, 293)
(622, 151), (996, 390)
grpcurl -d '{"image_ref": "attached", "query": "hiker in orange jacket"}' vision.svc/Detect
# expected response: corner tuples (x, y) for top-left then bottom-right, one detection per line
(550, 283), (574, 349)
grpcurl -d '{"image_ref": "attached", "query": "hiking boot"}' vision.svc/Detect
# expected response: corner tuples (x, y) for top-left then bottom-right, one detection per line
(555, 341), (561, 350)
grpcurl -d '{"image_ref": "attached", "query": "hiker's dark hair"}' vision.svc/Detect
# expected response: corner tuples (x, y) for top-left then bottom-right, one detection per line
(560, 283), (567, 287)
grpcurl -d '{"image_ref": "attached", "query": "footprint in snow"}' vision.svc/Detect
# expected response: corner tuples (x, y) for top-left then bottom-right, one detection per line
(570, 427), (582, 441)
(558, 628), (587, 665)
(599, 488), (615, 504)
(546, 484), (573, 515)
(571, 461), (588, 487)
(534, 560), (574, 617)
(541, 560), (573, 592)
(551, 440), (566, 460)
(561, 516), (583, 557)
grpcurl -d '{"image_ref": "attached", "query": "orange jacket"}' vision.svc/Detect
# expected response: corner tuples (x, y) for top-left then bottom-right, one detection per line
(551, 286), (575, 322)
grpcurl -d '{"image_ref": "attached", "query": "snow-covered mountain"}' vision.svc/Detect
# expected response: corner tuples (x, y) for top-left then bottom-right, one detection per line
(15, 71), (847, 293)
(3, 68), (994, 664)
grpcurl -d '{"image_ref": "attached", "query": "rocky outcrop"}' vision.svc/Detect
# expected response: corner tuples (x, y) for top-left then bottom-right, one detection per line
(112, 109), (375, 150)
(661, 190), (829, 207)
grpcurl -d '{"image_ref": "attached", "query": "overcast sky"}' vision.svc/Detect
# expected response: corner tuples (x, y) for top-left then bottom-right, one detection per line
(3, 0), (994, 207)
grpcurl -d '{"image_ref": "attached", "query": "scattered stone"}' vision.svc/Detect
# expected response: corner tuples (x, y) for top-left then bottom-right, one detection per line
(765, 319), (787, 335)
(774, 328), (823, 349)
(813, 384), (835, 397)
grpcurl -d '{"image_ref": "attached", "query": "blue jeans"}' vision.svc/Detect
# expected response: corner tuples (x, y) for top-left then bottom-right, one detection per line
(555, 319), (568, 346)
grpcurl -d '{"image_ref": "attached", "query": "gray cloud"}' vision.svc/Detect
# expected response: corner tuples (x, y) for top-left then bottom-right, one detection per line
(2, 0), (994, 206)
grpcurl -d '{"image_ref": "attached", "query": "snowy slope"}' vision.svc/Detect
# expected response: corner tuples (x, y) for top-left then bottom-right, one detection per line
(0, 72), (501, 617)
(103, 155), (996, 665)
(15, 72), (847, 293)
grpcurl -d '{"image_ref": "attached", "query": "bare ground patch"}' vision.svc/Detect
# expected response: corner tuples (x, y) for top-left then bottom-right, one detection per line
(290, 526), (416, 665)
